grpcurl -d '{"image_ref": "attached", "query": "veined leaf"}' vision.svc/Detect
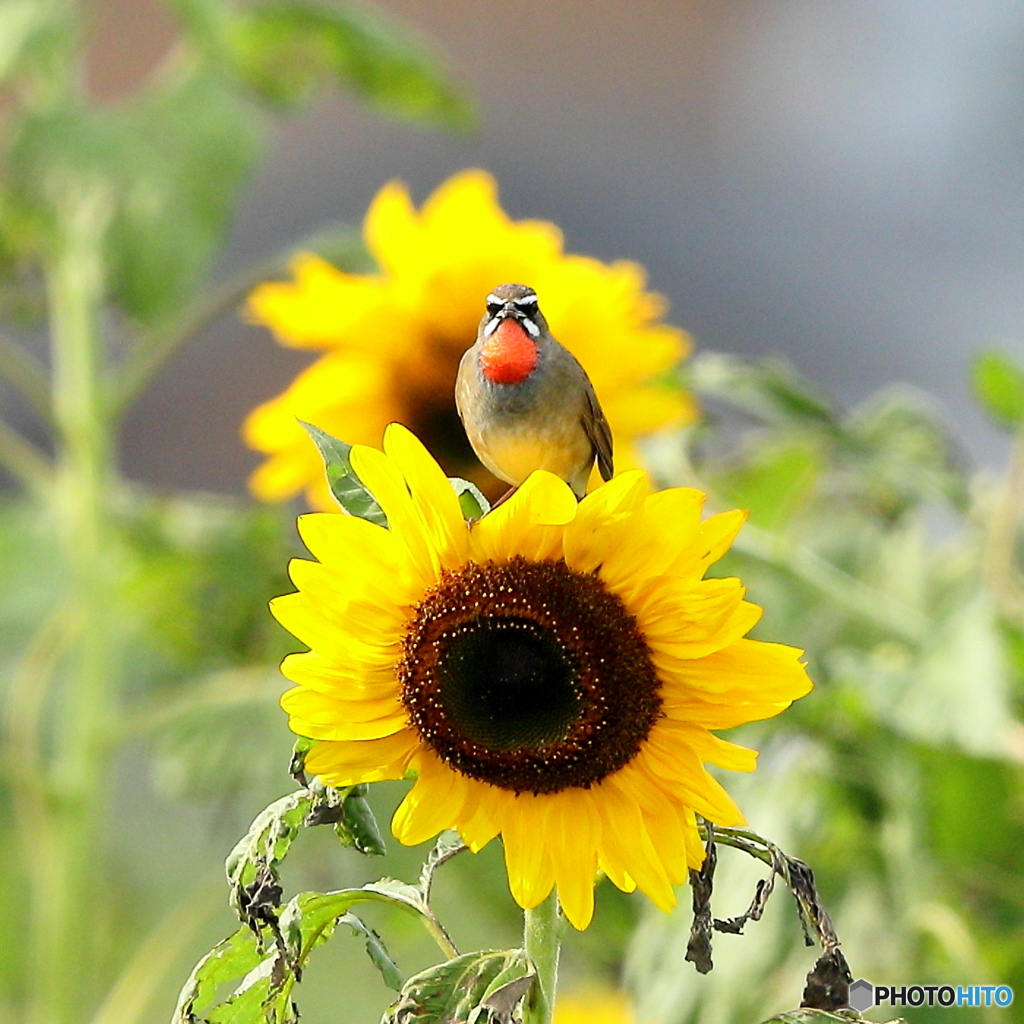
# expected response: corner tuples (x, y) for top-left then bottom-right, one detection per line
(173, 883), (426, 1023)
(300, 420), (388, 526)
(170, 928), (267, 1024)
(335, 782), (387, 855)
(381, 949), (533, 1024)
(226, 781), (387, 922)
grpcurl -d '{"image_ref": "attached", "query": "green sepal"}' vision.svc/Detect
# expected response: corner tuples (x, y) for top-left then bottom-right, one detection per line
(289, 735), (315, 783)
(449, 477), (490, 520)
(335, 782), (387, 856)
(381, 949), (533, 1024)
(971, 349), (1024, 429)
(299, 421), (387, 526)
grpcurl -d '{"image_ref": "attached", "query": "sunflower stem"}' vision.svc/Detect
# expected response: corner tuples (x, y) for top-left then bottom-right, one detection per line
(421, 914), (460, 961)
(523, 891), (561, 1024)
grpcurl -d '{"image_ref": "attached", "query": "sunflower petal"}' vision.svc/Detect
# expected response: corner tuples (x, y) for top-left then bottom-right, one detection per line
(383, 423), (470, 568)
(548, 791), (598, 929)
(502, 795), (556, 909)
(562, 470), (649, 573)
(303, 731), (417, 786)
(469, 471), (576, 564)
(350, 444), (439, 583)
(392, 752), (469, 846)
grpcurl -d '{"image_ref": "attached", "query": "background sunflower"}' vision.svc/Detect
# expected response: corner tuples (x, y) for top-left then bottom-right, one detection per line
(244, 169), (694, 506)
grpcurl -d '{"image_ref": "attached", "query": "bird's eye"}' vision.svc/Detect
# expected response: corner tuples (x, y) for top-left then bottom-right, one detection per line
(486, 301), (502, 317)
(517, 300), (539, 316)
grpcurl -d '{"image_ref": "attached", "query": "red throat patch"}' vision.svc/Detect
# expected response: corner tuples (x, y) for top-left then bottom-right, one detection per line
(479, 318), (538, 384)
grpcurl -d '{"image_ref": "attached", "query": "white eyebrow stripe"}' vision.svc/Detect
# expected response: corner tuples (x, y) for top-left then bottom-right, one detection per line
(512, 294), (538, 305)
(486, 294), (503, 306)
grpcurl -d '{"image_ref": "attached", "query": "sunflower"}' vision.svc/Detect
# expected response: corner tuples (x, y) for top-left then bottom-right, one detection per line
(245, 169), (694, 508)
(272, 425), (812, 930)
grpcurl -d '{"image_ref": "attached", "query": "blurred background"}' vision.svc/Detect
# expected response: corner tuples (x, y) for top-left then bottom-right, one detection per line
(110, 0), (1024, 490)
(4, 1), (1024, 1023)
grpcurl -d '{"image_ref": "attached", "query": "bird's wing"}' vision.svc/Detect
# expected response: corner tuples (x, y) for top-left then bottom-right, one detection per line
(582, 383), (614, 481)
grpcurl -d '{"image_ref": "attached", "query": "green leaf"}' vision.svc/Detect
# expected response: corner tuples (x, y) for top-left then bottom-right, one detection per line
(280, 890), (409, 987)
(334, 782), (387, 856)
(0, 0), (65, 84)
(381, 949), (533, 1024)
(450, 477), (490, 520)
(289, 735), (315, 782)
(175, 883), (431, 1022)
(226, 0), (475, 129)
(225, 789), (314, 918)
(842, 590), (1012, 757)
(716, 440), (821, 529)
(971, 349), (1024, 429)
(170, 927), (266, 1024)
(691, 353), (840, 432)
(3, 68), (266, 324)
(338, 912), (404, 991)
(299, 420), (388, 526)
(107, 68), (267, 325)
(760, 1014), (905, 1024)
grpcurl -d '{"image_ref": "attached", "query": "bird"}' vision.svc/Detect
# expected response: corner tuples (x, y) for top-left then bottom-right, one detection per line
(455, 283), (613, 499)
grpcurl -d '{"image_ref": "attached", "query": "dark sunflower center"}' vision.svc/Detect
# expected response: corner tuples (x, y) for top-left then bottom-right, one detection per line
(398, 557), (662, 795)
(437, 617), (580, 750)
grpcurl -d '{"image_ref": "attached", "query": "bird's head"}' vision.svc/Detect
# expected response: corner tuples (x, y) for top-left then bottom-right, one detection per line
(477, 283), (548, 385)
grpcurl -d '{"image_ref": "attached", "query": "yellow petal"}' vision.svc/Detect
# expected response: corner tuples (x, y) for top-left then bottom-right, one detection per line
(281, 687), (407, 741)
(502, 795), (556, 909)
(663, 637), (813, 700)
(363, 180), (419, 277)
(392, 752), (470, 846)
(279, 651), (397, 701)
(303, 731), (417, 785)
(597, 488), (706, 597)
(350, 443), (439, 583)
(469, 471), (576, 564)
(383, 423), (470, 568)
(594, 778), (676, 912)
(561, 470), (649, 574)
(270, 592), (402, 668)
(548, 791), (598, 930)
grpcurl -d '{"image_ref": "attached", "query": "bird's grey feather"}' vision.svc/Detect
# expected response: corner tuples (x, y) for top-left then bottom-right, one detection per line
(582, 383), (614, 481)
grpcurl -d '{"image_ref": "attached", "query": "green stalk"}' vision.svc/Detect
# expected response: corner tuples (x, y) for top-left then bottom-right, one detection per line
(25, 183), (116, 1024)
(522, 891), (561, 1024)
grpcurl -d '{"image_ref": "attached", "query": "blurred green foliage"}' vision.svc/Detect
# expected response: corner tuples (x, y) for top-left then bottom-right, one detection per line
(626, 353), (1024, 1024)
(0, 1), (473, 1023)
(1, 0), (1024, 1022)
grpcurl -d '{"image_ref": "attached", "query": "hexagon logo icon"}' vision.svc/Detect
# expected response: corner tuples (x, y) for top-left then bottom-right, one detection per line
(848, 979), (875, 1012)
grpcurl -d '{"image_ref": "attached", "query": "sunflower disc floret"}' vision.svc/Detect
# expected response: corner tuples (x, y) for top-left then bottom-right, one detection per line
(272, 424), (812, 930)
